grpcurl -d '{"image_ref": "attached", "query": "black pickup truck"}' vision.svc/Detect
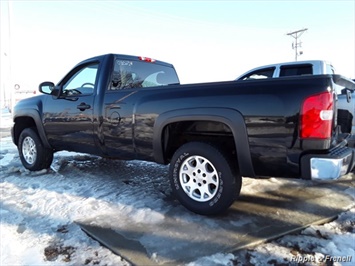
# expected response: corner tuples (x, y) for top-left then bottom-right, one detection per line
(11, 53), (355, 215)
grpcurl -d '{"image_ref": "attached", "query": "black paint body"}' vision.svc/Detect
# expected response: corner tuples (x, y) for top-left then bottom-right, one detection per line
(12, 54), (353, 178)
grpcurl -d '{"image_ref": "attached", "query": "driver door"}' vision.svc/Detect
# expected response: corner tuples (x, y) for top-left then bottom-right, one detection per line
(43, 63), (98, 154)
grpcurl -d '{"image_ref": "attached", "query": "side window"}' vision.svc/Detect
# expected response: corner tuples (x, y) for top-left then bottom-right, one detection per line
(280, 64), (312, 77)
(240, 67), (275, 80)
(63, 63), (99, 95)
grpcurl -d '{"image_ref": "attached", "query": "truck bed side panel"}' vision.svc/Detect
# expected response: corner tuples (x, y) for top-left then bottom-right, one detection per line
(124, 76), (334, 177)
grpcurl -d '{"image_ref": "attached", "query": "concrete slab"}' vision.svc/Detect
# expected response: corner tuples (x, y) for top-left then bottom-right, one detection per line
(77, 222), (154, 266)
(77, 175), (355, 266)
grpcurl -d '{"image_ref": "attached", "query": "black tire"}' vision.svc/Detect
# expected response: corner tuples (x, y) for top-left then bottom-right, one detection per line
(18, 128), (54, 171)
(169, 142), (241, 215)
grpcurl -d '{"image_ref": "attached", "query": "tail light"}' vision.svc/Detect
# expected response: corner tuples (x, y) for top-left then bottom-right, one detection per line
(300, 91), (333, 139)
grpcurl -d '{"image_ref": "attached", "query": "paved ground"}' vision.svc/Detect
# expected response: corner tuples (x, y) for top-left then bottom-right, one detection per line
(78, 175), (355, 265)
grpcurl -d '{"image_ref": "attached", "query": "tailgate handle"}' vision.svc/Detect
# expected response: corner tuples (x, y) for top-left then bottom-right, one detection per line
(77, 102), (91, 111)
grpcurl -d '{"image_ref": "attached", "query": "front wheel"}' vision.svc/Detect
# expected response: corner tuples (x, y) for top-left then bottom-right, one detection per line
(18, 128), (54, 171)
(169, 142), (241, 215)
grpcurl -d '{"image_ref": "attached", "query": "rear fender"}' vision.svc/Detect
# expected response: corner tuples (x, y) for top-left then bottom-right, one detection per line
(153, 108), (255, 177)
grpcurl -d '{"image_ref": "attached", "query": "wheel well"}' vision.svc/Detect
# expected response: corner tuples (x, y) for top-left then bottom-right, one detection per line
(162, 120), (236, 163)
(13, 117), (37, 145)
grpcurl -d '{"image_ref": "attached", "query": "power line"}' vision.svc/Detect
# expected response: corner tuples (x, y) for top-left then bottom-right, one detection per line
(287, 28), (308, 61)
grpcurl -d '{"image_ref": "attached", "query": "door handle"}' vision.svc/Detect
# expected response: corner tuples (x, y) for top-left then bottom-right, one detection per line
(77, 102), (91, 111)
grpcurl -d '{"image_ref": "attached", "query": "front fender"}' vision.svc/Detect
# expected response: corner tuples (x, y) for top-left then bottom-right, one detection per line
(12, 108), (51, 149)
(153, 107), (255, 177)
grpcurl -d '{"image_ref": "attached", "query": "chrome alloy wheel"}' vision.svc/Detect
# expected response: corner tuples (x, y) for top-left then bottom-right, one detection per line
(179, 155), (219, 202)
(22, 136), (37, 165)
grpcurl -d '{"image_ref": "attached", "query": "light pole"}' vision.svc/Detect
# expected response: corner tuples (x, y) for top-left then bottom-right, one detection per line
(287, 28), (308, 61)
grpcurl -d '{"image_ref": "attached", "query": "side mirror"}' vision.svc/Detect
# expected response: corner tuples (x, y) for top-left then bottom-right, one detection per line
(39, 81), (55, 94)
(39, 81), (62, 98)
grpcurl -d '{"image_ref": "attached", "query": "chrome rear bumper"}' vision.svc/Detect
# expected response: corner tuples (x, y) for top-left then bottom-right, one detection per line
(301, 146), (355, 180)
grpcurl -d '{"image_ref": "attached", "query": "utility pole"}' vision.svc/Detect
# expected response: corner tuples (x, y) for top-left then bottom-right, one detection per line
(287, 28), (308, 61)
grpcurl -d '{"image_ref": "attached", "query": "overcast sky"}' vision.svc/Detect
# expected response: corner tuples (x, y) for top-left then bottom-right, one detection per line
(1, 0), (354, 94)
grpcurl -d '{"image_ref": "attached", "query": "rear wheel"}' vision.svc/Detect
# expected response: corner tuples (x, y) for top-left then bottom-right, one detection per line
(169, 142), (241, 215)
(18, 128), (53, 171)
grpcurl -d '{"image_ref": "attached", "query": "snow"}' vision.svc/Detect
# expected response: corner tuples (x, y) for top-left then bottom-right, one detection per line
(1, 107), (354, 265)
